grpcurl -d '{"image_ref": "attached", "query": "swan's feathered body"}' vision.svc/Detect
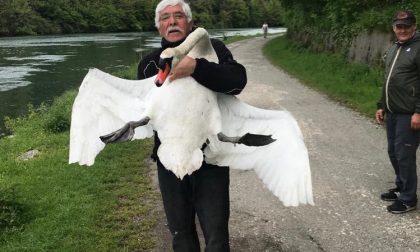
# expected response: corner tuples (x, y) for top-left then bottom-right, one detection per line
(69, 28), (314, 206)
(147, 76), (222, 177)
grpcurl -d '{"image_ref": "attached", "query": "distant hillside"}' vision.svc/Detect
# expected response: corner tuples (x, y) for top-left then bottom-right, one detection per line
(0, 0), (283, 36)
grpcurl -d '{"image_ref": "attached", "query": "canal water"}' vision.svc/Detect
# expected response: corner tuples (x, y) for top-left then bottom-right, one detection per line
(0, 28), (286, 135)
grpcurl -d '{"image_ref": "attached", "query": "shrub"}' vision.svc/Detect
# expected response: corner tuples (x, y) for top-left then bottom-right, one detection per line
(43, 91), (77, 133)
(0, 187), (28, 232)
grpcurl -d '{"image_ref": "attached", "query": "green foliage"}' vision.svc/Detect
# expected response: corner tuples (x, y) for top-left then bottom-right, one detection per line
(264, 36), (383, 116)
(0, 67), (158, 250)
(279, 0), (420, 56)
(0, 0), (41, 35)
(43, 91), (77, 133)
(0, 187), (29, 232)
(219, 0), (250, 28)
(0, 0), (283, 36)
(113, 64), (139, 80)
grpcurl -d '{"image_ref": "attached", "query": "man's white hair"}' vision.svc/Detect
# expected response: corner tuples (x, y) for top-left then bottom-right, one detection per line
(155, 0), (193, 28)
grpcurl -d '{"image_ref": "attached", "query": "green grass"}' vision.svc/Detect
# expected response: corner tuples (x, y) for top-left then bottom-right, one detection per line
(0, 64), (158, 251)
(263, 36), (384, 116)
(223, 34), (259, 44)
(0, 35), (257, 251)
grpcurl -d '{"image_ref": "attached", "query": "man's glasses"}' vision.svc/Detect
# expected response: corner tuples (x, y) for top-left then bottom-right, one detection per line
(159, 12), (187, 22)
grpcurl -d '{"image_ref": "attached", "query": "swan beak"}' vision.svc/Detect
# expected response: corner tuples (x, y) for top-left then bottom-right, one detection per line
(155, 62), (171, 87)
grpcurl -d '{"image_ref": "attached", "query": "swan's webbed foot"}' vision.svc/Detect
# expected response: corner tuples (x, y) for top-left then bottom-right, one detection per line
(217, 132), (276, 147)
(100, 117), (150, 144)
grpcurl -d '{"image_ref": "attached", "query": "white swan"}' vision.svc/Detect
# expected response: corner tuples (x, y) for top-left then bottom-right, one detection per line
(69, 28), (313, 207)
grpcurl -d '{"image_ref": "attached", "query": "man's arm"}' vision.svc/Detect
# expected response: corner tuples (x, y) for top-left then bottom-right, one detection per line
(137, 49), (161, 80)
(414, 49), (420, 114)
(411, 49), (420, 129)
(191, 39), (247, 95)
(140, 39), (246, 95)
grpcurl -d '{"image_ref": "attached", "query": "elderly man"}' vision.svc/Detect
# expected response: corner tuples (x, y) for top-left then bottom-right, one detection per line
(376, 10), (420, 214)
(137, 0), (247, 251)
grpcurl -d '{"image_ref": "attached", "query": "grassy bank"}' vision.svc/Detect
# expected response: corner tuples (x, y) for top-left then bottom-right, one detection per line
(0, 65), (159, 251)
(263, 36), (384, 116)
(0, 34), (258, 251)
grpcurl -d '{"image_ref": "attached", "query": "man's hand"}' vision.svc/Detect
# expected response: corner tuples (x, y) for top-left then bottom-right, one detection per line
(411, 113), (420, 130)
(168, 56), (196, 82)
(375, 109), (384, 125)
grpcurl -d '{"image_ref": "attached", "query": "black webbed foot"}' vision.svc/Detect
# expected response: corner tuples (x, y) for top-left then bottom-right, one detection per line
(237, 133), (276, 146)
(217, 132), (276, 147)
(100, 117), (150, 144)
(100, 123), (134, 144)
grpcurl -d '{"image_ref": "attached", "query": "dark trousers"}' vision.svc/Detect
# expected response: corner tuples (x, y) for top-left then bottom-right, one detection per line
(385, 113), (419, 205)
(157, 159), (230, 252)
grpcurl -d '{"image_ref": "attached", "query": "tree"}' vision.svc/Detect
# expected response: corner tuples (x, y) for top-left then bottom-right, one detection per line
(190, 0), (215, 28)
(0, 0), (287, 36)
(249, 0), (264, 27)
(220, 0), (249, 28)
(0, 0), (39, 35)
(265, 0), (283, 26)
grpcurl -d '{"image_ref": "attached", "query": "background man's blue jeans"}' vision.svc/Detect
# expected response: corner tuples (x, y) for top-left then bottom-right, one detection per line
(157, 159), (230, 252)
(386, 113), (419, 205)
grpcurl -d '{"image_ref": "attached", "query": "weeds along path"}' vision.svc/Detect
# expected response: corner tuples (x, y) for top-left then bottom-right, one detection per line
(149, 35), (420, 252)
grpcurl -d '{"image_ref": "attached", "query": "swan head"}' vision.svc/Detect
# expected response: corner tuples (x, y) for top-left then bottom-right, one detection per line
(155, 47), (183, 86)
(155, 56), (173, 87)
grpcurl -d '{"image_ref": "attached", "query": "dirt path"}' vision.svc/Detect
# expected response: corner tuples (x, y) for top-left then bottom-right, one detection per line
(150, 35), (420, 252)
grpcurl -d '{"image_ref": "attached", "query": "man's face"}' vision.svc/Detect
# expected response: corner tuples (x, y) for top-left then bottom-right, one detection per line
(158, 4), (193, 42)
(393, 24), (417, 43)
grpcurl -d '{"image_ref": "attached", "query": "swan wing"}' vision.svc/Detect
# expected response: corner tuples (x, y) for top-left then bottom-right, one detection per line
(69, 68), (155, 166)
(204, 94), (313, 206)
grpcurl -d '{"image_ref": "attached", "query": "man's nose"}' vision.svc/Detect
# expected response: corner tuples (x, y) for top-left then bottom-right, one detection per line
(168, 15), (177, 24)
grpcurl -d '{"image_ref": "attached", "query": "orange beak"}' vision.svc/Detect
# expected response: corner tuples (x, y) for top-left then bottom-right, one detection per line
(155, 63), (170, 87)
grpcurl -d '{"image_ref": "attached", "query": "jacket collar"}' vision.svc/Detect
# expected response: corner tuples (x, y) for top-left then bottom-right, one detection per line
(161, 37), (185, 50)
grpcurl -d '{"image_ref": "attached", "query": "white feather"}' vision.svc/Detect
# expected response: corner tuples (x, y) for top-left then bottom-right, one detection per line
(68, 28), (313, 206)
(204, 94), (313, 206)
(69, 69), (155, 166)
(148, 77), (222, 178)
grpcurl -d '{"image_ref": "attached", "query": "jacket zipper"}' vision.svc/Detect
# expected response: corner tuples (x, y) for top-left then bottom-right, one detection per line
(385, 46), (401, 113)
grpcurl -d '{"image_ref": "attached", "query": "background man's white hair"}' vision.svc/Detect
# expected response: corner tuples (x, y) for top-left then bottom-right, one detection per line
(155, 0), (193, 28)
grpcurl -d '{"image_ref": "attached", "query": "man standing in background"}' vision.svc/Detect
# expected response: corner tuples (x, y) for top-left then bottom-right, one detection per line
(376, 10), (420, 214)
(262, 22), (268, 38)
(137, 0), (247, 250)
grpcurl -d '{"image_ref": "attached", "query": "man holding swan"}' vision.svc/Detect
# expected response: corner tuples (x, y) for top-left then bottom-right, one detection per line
(69, 0), (312, 250)
(137, 0), (247, 251)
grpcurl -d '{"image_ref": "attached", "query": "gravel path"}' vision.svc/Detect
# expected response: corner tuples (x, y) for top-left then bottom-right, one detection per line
(150, 35), (420, 252)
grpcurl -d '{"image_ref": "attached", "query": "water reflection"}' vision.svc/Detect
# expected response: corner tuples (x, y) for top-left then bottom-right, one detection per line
(0, 28), (286, 135)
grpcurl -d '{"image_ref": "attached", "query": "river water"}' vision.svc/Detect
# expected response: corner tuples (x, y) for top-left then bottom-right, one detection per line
(0, 28), (285, 135)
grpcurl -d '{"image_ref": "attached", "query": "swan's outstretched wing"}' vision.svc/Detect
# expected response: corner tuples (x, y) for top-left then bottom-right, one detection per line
(69, 68), (155, 166)
(204, 94), (313, 207)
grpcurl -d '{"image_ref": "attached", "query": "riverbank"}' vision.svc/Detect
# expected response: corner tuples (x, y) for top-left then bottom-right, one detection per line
(0, 75), (159, 250)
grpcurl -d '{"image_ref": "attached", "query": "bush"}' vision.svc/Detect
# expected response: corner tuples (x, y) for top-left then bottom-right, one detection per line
(0, 187), (28, 232)
(43, 91), (77, 133)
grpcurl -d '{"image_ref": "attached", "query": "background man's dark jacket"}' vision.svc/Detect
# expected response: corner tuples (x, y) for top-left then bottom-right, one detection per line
(378, 31), (420, 114)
